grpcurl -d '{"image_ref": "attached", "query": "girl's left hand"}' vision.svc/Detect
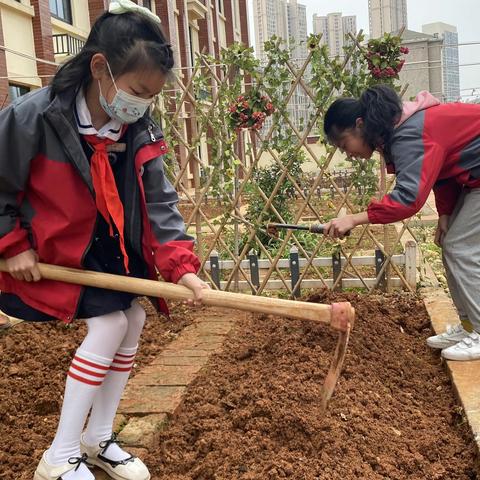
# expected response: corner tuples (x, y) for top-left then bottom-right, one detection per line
(323, 215), (356, 239)
(177, 272), (210, 307)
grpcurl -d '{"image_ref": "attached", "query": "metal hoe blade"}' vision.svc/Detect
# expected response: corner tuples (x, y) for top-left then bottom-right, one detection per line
(320, 302), (355, 411)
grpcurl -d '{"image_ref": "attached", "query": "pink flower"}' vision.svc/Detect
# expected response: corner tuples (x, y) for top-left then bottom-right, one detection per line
(400, 46), (409, 54)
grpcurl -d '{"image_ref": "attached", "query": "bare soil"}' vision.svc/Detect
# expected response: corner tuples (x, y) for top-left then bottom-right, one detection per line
(146, 291), (479, 480)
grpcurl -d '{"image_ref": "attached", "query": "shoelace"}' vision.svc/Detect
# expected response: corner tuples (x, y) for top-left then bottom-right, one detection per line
(98, 433), (135, 466)
(99, 433), (121, 453)
(68, 453), (89, 471)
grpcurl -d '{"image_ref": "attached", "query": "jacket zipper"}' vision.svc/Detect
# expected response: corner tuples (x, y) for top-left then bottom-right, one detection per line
(130, 122), (160, 263)
(147, 123), (156, 143)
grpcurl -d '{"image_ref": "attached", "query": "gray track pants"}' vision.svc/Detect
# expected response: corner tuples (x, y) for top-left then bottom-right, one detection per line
(442, 188), (480, 332)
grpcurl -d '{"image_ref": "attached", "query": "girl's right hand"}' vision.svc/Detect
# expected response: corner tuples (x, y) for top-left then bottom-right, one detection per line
(5, 249), (41, 282)
(434, 215), (449, 247)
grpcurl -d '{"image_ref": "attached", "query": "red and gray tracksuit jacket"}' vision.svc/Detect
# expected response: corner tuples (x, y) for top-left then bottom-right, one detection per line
(367, 92), (480, 224)
(0, 87), (200, 322)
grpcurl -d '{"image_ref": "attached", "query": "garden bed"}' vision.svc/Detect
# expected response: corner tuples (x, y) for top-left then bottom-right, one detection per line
(0, 299), (196, 479)
(146, 291), (479, 479)
(1, 292), (478, 479)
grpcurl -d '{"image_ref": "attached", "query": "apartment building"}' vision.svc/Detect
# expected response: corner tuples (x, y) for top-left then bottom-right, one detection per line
(368, 0), (407, 38)
(0, 0), (249, 106)
(313, 12), (357, 58)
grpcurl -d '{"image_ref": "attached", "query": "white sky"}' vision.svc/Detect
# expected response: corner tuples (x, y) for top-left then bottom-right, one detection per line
(247, 0), (480, 97)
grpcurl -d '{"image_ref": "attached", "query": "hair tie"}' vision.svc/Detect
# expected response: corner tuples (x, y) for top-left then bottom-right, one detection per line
(109, 0), (161, 24)
(160, 43), (173, 58)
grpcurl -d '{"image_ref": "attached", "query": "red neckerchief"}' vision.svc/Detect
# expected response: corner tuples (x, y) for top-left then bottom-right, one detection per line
(83, 134), (130, 273)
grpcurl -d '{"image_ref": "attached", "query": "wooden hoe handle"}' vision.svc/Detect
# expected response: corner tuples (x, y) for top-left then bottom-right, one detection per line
(0, 260), (354, 330)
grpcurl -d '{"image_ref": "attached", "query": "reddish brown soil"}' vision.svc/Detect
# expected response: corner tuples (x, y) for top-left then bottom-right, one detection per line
(147, 292), (479, 480)
(0, 299), (195, 480)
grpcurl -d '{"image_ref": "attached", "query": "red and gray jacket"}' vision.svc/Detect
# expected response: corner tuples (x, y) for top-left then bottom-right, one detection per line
(0, 87), (199, 322)
(367, 92), (480, 224)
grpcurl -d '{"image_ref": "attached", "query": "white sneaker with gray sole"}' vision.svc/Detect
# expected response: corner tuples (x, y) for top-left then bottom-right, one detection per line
(441, 331), (480, 361)
(426, 324), (469, 349)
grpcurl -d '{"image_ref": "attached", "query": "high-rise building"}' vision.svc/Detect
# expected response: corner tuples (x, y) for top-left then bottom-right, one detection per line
(253, 0), (288, 61)
(313, 12), (357, 58)
(252, 0), (310, 131)
(287, 0), (308, 61)
(368, 0), (408, 38)
(253, 0), (308, 61)
(422, 22), (460, 102)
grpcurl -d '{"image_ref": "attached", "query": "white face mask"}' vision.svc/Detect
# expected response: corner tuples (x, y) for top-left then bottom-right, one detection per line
(99, 62), (153, 124)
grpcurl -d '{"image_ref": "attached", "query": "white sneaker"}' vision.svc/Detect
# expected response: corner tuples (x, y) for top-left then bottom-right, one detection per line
(426, 324), (469, 349)
(81, 433), (151, 480)
(442, 331), (480, 361)
(34, 452), (92, 480)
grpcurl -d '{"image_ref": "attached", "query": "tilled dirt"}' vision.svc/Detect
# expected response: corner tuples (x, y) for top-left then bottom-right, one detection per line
(0, 299), (196, 479)
(146, 292), (479, 480)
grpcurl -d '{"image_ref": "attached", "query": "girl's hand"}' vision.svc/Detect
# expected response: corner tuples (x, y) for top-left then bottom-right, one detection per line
(5, 249), (41, 282)
(323, 215), (356, 239)
(177, 272), (210, 307)
(434, 215), (449, 247)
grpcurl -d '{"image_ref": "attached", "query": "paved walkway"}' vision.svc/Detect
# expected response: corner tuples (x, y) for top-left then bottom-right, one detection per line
(93, 307), (238, 479)
(421, 263), (480, 450)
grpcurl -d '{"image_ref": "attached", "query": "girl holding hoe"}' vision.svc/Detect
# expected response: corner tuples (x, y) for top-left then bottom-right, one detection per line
(323, 84), (480, 361)
(0, 2), (207, 479)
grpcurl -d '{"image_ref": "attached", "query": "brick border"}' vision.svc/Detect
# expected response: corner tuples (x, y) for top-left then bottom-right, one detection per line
(115, 308), (236, 447)
(92, 308), (237, 478)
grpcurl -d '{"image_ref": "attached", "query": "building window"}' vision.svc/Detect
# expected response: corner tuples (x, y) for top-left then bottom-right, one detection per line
(49, 0), (72, 24)
(9, 84), (30, 102)
(217, 0), (223, 15)
(143, 0), (152, 10)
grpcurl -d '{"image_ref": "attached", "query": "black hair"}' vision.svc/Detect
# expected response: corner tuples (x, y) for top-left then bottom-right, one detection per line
(50, 11), (174, 97)
(324, 85), (402, 159)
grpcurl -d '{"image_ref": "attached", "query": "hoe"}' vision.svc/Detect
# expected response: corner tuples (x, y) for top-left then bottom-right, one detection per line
(0, 260), (354, 410)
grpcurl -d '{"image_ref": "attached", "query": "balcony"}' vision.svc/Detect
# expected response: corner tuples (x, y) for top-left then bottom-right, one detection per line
(53, 33), (85, 57)
(187, 0), (207, 22)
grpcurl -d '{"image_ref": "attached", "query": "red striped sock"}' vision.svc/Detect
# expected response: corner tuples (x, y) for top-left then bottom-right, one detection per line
(109, 349), (136, 373)
(84, 346), (137, 461)
(68, 352), (111, 386)
(47, 349), (112, 466)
